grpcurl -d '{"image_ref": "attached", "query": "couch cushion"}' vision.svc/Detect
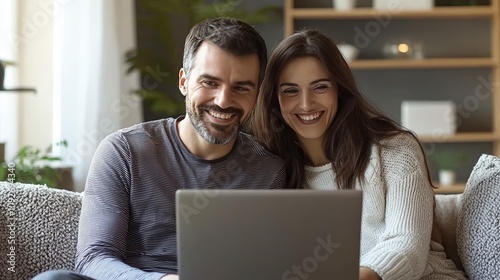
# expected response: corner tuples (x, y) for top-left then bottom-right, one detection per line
(457, 154), (500, 279)
(0, 182), (82, 280)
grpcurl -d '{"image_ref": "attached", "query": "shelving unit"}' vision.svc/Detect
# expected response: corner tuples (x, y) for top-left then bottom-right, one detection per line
(348, 58), (495, 69)
(285, 6), (495, 22)
(433, 183), (466, 194)
(284, 0), (500, 193)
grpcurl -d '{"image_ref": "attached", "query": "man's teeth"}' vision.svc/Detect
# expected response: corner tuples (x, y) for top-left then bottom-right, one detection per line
(298, 112), (320, 121)
(209, 111), (233, 119)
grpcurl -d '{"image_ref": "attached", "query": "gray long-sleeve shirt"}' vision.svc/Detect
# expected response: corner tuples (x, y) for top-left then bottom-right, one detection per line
(75, 117), (286, 280)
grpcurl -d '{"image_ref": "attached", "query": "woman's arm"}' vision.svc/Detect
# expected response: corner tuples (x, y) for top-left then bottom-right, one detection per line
(360, 267), (381, 280)
(359, 133), (434, 280)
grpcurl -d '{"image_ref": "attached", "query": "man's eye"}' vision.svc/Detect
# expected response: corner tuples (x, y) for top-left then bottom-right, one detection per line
(202, 81), (218, 87)
(234, 86), (251, 93)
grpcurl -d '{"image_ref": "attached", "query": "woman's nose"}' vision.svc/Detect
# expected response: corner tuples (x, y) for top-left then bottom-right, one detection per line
(299, 92), (314, 110)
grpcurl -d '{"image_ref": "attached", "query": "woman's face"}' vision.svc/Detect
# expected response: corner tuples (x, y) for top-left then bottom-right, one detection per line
(278, 56), (339, 144)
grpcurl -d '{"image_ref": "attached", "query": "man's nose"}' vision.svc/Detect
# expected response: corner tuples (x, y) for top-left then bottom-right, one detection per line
(214, 87), (232, 109)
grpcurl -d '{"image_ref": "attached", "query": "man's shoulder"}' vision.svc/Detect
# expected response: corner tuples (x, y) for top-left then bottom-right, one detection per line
(117, 118), (173, 134)
(232, 132), (285, 188)
(109, 118), (175, 141)
(237, 132), (283, 161)
(99, 118), (175, 151)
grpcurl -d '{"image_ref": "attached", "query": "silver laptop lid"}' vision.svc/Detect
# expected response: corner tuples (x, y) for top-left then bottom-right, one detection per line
(176, 189), (362, 280)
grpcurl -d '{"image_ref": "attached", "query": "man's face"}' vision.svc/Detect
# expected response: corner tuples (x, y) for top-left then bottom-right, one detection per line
(179, 42), (260, 145)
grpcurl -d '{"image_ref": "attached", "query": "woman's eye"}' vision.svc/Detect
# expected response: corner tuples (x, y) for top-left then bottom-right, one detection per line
(281, 88), (299, 95)
(314, 85), (328, 92)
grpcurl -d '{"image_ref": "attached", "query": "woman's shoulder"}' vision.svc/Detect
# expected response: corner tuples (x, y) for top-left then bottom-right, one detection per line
(377, 131), (423, 154)
(378, 131), (419, 146)
(373, 131), (427, 173)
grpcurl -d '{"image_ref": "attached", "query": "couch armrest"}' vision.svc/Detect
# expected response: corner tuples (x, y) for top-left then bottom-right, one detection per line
(434, 193), (463, 271)
(0, 182), (82, 279)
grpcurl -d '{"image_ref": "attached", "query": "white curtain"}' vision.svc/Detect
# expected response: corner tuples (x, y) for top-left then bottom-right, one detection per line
(54, 0), (143, 192)
(0, 0), (19, 160)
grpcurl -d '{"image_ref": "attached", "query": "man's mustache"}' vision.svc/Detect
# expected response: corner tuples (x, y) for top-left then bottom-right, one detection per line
(199, 105), (243, 116)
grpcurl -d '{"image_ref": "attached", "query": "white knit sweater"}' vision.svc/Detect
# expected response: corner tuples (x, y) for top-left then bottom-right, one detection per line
(305, 133), (435, 279)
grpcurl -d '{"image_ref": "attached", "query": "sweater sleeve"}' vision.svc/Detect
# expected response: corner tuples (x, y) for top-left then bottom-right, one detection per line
(359, 133), (434, 280)
(75, 132), (166, 280)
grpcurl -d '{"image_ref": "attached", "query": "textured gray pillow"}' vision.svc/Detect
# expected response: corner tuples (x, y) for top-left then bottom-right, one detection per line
(0, 182), (82, 280)
(457, 154), (500, 279)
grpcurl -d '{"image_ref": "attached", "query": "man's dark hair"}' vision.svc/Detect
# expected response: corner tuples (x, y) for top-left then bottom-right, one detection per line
(182, 17), (267, 86)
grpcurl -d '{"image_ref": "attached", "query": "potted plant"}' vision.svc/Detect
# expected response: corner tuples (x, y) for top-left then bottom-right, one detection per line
(430, 150), (467, 186)
(0, 140), (72, 189)
(125, 0), (280, 117)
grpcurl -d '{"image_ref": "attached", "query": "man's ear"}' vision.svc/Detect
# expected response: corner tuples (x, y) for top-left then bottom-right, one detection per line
(179, 68), (187, 96)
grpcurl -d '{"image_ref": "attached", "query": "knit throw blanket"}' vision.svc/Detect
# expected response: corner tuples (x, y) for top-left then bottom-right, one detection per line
(457, 154), (500, 279)
(0, 182), (82, 280)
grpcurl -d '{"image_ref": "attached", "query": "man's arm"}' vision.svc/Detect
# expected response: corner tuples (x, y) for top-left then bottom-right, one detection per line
(75, 133), (166, 280)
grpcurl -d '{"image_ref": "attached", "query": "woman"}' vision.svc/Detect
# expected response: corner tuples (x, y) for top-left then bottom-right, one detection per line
(251, 29), (466, 280)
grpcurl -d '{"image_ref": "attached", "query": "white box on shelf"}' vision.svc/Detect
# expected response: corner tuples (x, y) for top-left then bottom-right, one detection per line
(374, 0), (433, 11)
(333, 0), (357, 10)
(401, 101), (456, 136)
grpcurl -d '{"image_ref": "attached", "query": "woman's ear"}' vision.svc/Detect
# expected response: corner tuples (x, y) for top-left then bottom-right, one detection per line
(179, 68), (187, 96)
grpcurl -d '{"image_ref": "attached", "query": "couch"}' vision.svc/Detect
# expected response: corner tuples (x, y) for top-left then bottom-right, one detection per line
(0, 154), (499, 280)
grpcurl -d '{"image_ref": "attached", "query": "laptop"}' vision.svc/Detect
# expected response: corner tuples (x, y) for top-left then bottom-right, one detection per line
(176, 189), (362, 280)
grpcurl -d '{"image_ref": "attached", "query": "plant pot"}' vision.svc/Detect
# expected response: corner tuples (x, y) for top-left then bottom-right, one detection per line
(439, 170), (456, 186)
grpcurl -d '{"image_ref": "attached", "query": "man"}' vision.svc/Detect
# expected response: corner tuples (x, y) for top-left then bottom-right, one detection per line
(34, 17), (285, 280)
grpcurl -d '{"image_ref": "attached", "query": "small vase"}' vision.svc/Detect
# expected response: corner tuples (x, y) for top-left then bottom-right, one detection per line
(439, 170), (456, 186)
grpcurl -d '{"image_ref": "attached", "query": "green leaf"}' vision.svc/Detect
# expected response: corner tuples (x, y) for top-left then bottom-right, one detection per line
(6, 140), (69, 188)
(430, 150), (468, 171)
(125, 0), (278, 116)
(135, 89), (185, 115)
(41, 156), (62, 162)
(0, 164), (6, 180)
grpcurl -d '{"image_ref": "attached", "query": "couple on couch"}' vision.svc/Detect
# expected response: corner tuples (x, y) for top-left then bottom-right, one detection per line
(34, 17), (465, 280)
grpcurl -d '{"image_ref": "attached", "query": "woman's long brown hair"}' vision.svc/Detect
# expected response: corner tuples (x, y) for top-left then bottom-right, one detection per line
(250, 29), (432, 189)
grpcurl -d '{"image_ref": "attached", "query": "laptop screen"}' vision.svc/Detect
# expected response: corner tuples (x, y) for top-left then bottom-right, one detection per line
(176, 189), (362, 280)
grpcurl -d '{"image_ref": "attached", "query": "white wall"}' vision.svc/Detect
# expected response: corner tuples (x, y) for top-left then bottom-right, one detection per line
(18, 0), (54, 150)
(0, 0), (20, 160)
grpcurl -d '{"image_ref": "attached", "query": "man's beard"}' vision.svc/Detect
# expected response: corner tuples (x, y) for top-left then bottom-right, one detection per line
(185, 93), (243, 145)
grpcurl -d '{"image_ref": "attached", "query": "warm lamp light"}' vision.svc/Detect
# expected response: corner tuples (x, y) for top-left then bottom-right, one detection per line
(383, 40), (416, 59)
(397, 43), (410, 53)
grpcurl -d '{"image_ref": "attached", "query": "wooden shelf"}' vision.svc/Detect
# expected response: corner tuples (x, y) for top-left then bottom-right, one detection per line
(290, 6), (494, 20)
(349, 58), (494, 69)
(433, 183), (465, 194)
(285, 0), (500, 180)
(417, 132), (500, 143)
